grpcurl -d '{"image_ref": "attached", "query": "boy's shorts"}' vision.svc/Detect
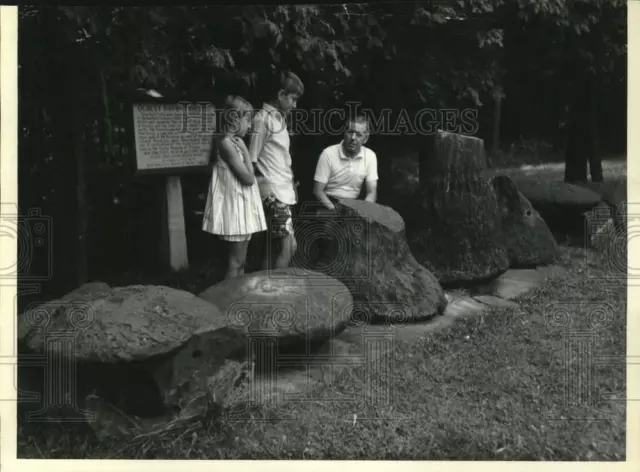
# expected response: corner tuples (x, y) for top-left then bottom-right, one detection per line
(263, 195), (294, 239)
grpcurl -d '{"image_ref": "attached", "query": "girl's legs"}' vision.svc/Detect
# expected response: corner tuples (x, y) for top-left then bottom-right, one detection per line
(226, 240), (250, 279)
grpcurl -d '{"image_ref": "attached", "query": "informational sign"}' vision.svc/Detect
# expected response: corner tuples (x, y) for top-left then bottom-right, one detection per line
(132, 102), (215, 174)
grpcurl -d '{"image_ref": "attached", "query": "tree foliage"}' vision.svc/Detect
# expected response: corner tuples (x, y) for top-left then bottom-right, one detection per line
(17, 2), (626, 294)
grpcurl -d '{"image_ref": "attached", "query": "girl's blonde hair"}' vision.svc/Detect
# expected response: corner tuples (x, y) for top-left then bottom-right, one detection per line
(216, 95), (253, 135)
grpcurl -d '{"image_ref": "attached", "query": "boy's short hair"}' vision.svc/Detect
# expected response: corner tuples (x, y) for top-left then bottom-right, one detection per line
(265, 70), (305, 99)
(217, 95), (253, 133)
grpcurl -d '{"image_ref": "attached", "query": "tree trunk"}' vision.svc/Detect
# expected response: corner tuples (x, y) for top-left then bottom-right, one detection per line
(564, 73), (588, 184)
(409, 131), (509, 286)
(588, 70), (603, 182)
(565, 70), (602, 183)
(564, 115), (588, 183)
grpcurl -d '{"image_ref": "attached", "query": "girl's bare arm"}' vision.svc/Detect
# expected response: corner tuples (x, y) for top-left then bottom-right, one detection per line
(234, 138), (254, 172)
(218, 138), (255, 186)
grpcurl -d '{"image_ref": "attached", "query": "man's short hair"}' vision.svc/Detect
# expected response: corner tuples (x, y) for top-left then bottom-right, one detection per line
(346, 113), (370, 133)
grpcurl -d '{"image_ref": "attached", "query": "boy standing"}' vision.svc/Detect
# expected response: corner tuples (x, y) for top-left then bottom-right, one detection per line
(248, 70), (304, 270)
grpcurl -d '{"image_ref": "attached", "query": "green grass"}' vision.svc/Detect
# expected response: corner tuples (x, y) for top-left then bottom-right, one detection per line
(17, 245), (626, 460)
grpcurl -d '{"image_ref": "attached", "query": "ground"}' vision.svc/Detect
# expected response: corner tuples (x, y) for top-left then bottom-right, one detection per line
(17, 153), (627, 460)
(17, 244), (626, 460)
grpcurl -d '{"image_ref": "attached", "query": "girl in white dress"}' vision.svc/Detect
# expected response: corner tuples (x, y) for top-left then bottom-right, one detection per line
(202, 95), (267, 279)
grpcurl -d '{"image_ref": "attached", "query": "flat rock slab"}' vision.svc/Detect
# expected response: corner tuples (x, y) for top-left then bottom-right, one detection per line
(443, 296), (488, 318)
(509, 178), (603, 210)
(473, 295), (519, 309)
(476, 278), (535, 301)
(199, 268), (353, 347)
(19, 284), (224, 363)
(576, 179), (626, 208)
(474, 267), (565, 300)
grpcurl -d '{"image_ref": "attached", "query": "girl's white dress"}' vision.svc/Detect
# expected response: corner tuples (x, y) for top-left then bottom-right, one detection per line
(202, 138), (267, 240)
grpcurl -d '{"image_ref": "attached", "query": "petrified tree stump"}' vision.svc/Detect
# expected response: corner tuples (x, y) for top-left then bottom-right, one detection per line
(490, 175), (560, 267)
(407, 131), (510, 286)
(305, 199), (447, 324)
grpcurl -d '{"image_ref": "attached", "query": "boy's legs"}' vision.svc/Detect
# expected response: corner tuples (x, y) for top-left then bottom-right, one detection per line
(262, 195), (297, 270)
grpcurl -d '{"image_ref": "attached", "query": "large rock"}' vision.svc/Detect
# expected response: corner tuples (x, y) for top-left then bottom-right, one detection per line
(301, 199), (446, 323)
(18, 284), (251, 423)
(405, 131), (510, 286)
(199, 268), (353, 350)
(19, 285), (226, 363)
(509, 177), (602, 214)
(18, 282), (113, 421)
(17, 281), (112, 344)
(507, 178), (606, 242)
(490, 175), (560, 267)
(576, 177), (626, 208)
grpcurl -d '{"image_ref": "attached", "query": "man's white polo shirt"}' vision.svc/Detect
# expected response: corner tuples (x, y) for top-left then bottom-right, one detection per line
(313, 141), (378, 199)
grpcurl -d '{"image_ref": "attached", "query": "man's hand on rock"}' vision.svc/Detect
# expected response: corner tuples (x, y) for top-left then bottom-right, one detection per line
(318, 205), (337, 217)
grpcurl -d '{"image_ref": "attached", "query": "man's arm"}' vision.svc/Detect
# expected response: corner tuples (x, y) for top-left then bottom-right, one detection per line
(248, 110), (268, 163)
(313, 151), (335, 210)
(364, 151), (379, 202)
(364, 180), (378, 202)
(313, 181), (335, 210)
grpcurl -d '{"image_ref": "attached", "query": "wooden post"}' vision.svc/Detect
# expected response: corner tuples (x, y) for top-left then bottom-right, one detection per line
(162, 175), (189, 271)
(131, 97), (213, 273)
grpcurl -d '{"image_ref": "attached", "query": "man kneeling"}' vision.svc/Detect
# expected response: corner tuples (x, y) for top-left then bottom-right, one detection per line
(313, 114), (378, 210)
(311, 115), (378, 261)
